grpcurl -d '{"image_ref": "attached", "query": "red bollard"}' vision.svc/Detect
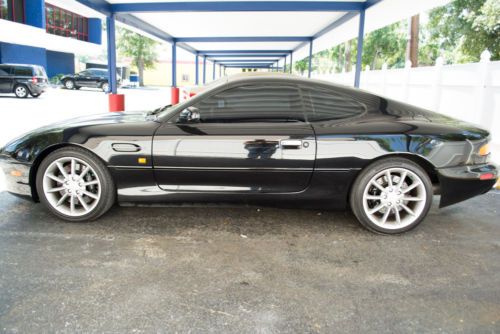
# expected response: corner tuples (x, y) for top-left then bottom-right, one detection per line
(171, 87), (180, 105)
(109, 94), (125, 112)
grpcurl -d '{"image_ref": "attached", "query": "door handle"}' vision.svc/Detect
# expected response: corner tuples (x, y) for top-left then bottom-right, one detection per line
(281, 139), (302, 149)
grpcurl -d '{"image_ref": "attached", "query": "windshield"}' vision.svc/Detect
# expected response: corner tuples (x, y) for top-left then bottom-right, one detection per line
(148, 104), (174, 116)
(153, 77), (230, 118)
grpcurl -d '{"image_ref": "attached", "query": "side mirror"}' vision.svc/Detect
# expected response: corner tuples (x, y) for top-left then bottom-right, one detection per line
(178, 107), (201, 123)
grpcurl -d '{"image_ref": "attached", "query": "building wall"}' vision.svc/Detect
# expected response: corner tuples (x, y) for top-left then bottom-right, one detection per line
(46, 50), (74, 77)
(0, 42), (47, 69)
(0, 0), (102, 77)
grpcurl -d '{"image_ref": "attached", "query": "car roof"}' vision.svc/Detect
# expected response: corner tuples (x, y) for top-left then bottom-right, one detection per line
(1, 63), (38, 68)
(85, 68), (107, 71)
(214, 72), (361, 95)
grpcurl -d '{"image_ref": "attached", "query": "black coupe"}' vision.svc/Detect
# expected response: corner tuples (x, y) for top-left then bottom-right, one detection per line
(0, 74), (497, 234)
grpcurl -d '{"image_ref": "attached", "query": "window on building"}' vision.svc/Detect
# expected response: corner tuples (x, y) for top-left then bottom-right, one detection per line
(182, 74), (189, 82)
(0, 0), (25, 23)
(45, 3), (88, 41)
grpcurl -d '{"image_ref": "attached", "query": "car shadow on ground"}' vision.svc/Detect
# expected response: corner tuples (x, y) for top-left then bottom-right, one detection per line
(0, 95), (38, 99)
(3, 191), (494, 240)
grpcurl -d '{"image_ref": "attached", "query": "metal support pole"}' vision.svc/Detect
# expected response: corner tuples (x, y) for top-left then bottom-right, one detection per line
(219, 64), (222, 77)
(290, 52), (293, 74)
(308, 39), (313, 78)
(212, 61), (216, 80)
(283, 57), (286, 73)
(171, 41), (177, 87)
(106, 15), (117, 94)
(354, 9), (365, 88)
(203, 56), (207, 84)
(195, 53), (199, 85)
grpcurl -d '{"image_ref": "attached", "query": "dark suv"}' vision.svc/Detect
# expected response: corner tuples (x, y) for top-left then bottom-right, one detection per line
(0, 64), (49, 98)
(61, 68), (119, 92)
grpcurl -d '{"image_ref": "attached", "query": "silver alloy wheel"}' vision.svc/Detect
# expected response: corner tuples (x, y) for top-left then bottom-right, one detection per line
(65, 80), (74, 89)
(15, 86), (27, 97)
(102, 83), (109, 92)
(42, 157), (101, 217)
(362, 167), (427, 230)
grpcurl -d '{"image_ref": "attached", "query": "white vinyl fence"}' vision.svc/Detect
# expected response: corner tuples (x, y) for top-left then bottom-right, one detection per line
(313, 51), (500, 144)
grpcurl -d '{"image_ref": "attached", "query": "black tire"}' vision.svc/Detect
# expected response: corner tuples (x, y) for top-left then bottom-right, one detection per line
(36, 147), (116, 222)
(64, 79), (75, 90)
(349, 157), (433, 234)
(14, 84), (29, 98)
(101, 82), (109, 92)
(31, 93), (41, 98)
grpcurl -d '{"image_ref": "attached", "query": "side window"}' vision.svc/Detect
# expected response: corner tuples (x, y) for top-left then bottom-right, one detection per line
(0, 66), (11, 76)
(302, 86), (366, 122)
(79, 70), (90, 76)
(14, 67), (33, 76)
(190, 85), (305, 123)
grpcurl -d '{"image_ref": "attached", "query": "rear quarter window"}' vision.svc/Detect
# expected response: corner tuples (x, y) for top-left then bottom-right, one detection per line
(14, 67), (33, 76)
(35, 66), (47, 77)
(301, 86), (366, 122)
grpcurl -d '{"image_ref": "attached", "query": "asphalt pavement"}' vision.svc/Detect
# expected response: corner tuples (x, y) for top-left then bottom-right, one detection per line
(0, 191), (499, 333)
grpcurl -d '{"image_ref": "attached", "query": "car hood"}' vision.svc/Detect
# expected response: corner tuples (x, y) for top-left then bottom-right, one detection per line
(1, 111), (155, 155)
(37, 111), (152, 131)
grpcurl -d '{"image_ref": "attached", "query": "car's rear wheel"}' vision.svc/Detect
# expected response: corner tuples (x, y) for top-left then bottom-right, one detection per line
(36, 147), (116, 222)
(64, 79), (75, 90)
(349, 157), (433, 234)
(14, 84), (28, 98)
(101, 82), (109, 92)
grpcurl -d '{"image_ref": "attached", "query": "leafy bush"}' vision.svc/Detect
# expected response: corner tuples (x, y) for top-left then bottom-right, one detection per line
(49, 74), (65, 85)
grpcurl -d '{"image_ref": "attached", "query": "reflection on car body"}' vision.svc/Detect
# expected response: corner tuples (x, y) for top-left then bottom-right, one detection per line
(0, 73), (497, 234)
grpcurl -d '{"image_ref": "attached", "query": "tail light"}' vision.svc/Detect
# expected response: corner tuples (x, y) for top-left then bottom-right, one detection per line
(30, 76), (44, 83)
(479, 173), (495, 180)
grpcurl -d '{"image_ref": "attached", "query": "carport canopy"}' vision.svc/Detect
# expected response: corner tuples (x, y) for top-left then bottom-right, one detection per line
(72, 0), (451, 94)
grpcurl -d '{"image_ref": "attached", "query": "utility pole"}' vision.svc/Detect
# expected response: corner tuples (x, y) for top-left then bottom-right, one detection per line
(344, 40), (351, 72)
(407, 14), (419, 67)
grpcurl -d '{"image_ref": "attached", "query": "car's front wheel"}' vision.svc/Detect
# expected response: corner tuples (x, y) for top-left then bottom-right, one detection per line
(36, 147), (116, 221)
(14, 84), (29, 98)
(64, 79), (75, 90)
(349, 157), (433, 234)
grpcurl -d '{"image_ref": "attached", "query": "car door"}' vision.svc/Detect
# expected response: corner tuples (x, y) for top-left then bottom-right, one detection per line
(152, 83), (316, 193)
(75, 70), (92, 86)
(0, 65), (13, 93)
(89, 70), (104, 87)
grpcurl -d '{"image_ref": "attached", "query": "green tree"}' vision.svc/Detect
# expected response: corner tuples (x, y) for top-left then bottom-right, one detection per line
(294, 59), (311, 75)
(361, 22), (407, 69)
(117, 27), (158, 86)
(426, 0), (500, 63)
